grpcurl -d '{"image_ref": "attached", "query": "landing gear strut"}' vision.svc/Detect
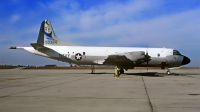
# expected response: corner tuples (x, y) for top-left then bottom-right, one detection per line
(91, 65), (95, 74)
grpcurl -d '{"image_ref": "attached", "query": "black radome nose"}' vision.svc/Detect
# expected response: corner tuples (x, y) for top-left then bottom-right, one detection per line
(182, 56), (190, 65)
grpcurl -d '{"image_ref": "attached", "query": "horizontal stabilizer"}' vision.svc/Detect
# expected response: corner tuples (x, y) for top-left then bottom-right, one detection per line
(9, 46), (17, 49)
(31, 43), (61, 58)
(9, 46), (26, 50)
(30, 43), (51, 51)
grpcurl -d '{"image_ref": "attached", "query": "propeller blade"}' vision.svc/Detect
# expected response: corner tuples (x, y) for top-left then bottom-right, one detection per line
(146, 46), (149, 71)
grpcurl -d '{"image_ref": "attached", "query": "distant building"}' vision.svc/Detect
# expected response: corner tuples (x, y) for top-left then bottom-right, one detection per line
(45, 65), (57, 67)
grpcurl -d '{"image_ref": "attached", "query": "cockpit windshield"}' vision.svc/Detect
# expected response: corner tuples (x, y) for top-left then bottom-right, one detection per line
(173, 50), (181, 55)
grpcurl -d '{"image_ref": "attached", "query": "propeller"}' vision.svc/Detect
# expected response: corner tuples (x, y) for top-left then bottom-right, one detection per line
(145, 46), (151, 71)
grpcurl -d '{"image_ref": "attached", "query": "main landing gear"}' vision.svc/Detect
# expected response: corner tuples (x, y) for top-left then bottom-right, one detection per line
(166, 69), (171, 75)
(119, 69), (124, 74)
(91, 65), (95, 74)
(114, 67), (125, 77)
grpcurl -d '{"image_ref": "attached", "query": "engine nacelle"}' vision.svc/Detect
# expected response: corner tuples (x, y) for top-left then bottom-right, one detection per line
(125, 51), (145, 61)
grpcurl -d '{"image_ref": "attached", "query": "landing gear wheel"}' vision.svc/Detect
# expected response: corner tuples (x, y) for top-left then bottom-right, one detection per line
(166, 71), (170, 75)
(119, 69), (124, 74)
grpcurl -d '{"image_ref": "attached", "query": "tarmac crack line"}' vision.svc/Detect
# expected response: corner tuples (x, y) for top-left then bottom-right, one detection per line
(142, 76), (154, 112)
(2, 75), (95, 98)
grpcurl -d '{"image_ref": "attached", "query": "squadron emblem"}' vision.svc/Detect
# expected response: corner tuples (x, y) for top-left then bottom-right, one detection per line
(44, 20), (52, 34)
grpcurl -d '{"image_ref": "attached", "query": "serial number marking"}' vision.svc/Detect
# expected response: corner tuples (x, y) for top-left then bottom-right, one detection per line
(45, 40), (58, 44)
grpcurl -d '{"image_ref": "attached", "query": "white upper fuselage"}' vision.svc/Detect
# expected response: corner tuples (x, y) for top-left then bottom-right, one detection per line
(23, 46), (173, 65)
(47, 46), (173, 57)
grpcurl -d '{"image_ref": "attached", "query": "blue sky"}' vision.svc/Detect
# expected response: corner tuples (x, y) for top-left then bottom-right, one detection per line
(0, 0), (200, 66)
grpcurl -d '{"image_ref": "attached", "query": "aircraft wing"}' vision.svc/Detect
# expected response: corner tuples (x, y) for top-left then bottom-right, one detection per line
(103, 55), (133, 65)
(103, 51), (147, 65)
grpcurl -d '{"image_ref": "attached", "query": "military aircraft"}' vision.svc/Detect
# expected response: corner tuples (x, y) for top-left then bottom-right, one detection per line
(10, 19), (190, 75)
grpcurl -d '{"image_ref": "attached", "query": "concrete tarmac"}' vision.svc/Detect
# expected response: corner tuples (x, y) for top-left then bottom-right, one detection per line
(0, 68), (200, 112)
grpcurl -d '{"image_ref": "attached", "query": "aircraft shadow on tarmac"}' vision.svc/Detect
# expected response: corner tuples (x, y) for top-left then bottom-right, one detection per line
(90, 72), (172, 77)
(125, 72), (164, 77)
(90, 72), (181, 77)
(89, 72), (109, 74)
(125, 72), (181, 77)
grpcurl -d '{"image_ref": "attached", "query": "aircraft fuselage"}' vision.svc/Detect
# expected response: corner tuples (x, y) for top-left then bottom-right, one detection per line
(22, 46), (189, 69)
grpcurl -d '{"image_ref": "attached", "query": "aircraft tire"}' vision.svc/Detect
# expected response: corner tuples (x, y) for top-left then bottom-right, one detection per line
(166, 71), (170, 75)
(120, 69), (124, 74)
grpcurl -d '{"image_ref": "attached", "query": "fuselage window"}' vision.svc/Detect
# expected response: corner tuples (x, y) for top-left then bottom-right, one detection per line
(83, 52), (85, 55)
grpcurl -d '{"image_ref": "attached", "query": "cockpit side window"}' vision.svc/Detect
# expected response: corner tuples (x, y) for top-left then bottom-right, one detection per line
(173, 50), (181, 55)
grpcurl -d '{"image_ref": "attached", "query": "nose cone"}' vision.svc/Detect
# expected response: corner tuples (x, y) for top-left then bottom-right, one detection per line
(181, 56), (190, 65)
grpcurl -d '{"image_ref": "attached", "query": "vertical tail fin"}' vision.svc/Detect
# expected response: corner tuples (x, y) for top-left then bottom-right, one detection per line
(37, 19), (76, 46)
